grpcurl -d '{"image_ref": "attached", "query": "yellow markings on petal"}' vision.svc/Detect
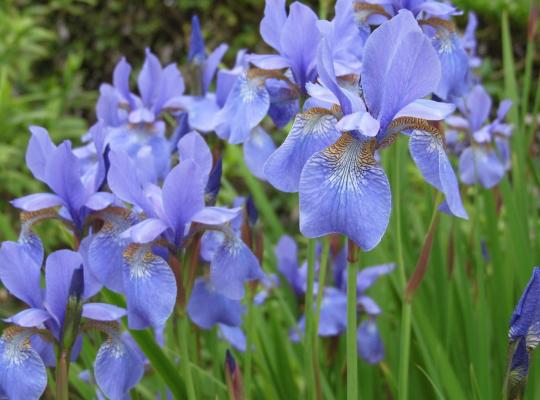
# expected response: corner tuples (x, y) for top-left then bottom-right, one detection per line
(419, 17), (456, 33)
(20, 208), (58, 225)
(325, 133), (377, 167)
(379, 116), (443, 151)
(353, 2), (391, 19)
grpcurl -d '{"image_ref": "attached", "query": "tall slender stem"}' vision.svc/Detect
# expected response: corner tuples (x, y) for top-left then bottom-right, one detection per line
(304, 239), (317, 399)
(346, 239), (358, 400)
(313, 237), (331, 399)
(179, 316), (197, 400)
(55, 349), (70, 400)
(244, 284), (256, 399)
(394, 140), (410, 400)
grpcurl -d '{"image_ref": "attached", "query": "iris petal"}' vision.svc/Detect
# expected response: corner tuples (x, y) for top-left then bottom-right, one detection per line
(94, 334), (144, 400)
(407, 122), (467, 219)
(0, 328), (47, 400)
(299, 133), (391, 251)
(187, 278), (244, 329)
(122, 244), (176, 329)
(264, 108), (341, 192)
(210, 235), (264, 300)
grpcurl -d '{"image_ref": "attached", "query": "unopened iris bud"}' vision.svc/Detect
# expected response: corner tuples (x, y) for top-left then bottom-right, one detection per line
(246, 195), (258, 227)
(61, 266), (85, 351)
(225, 350), (244, 400)
(205, 157), (223, 205)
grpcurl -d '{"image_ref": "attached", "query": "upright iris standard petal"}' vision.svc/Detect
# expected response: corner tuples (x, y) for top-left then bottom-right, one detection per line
(45, 250), (83, 328)
(122, 244), (177, 329)
(25, 126), (56, 183)
(299, 133), (391, 251)
(94, 334), (144, 400)
(138, 49), (162, 107)
(107, 151), (155, 216)
(177, 131), (213, 178)
(187, 278), (244, 329)
(357, 319), (385, 364)
(260, 0), (287, 52)
(279, 2), (320, 90)
(113, 57), (134, 107)
(0, 328), (47, 400)
(361, 10), (441, 132)
(243, 127), (276, 180)
(215, 73), (270, 144)
(44, 142), (87, 224)
(465, 85), (492, 132)
(203, 44), (229, 95)
(407, 121), (467, 218)
(162, 159), (205, 242)
(264, 108), (341, 192)
(89, 208), (138, 293)
(0, 242), (42, 308)
(509, 268), (540, 346)
(210, 234), (264, 300)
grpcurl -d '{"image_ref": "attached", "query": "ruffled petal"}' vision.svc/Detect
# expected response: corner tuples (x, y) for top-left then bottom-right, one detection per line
(266, 78), (299, 128)
(123, 244), (176, 329)
(264, 108), (341, 192)
(299, 134), (391, 251)
(187, 278), (243, 329)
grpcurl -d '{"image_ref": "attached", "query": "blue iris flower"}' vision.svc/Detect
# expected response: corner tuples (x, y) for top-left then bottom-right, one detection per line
(266, 11), (466, 251)
(0, 241), (143, 400)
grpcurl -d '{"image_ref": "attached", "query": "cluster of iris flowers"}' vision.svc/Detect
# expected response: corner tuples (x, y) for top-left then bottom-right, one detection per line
(0, 0), (518, 398)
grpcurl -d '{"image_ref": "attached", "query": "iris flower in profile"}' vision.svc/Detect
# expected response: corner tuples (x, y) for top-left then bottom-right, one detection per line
(95, 49), (185, 181)
(0, 243), (143, 400)
(446, 84), (513, 188)
(266, 10), (465, 251)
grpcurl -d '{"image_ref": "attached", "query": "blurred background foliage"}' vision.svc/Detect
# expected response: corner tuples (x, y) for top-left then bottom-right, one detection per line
(0, 0), (536, 245)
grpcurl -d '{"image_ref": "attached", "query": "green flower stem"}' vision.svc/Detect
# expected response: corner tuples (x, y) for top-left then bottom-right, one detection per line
(304, 239), (317, 399)
(346, 239), (358, 400)
(179, 315), (197, 400)
(394, 140), (409, 400)
(55, 348), (71, 400)
(244, 284), (256, 399)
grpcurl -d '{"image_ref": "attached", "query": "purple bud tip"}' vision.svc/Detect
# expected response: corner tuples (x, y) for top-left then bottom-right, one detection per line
(69, 266), (85, 300)
(225, 349), (236, 373)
